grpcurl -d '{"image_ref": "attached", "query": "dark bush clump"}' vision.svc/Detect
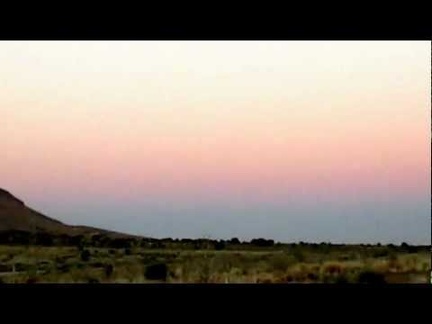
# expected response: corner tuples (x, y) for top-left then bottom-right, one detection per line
(80, 249), (91, 262)
(215, 240), (226, 250)
(251, 238), (274, 247)
(144, 263), (168, 281)
(105, 264), (114, 278)
(372, 249), (390, 258)
(26, 277), (39, 284)
(307, 273), (319, 281)
(0, 264), (12, 272)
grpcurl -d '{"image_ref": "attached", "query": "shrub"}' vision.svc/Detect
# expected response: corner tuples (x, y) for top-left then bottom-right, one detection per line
(26, 277), (39, 284)
(269, 254), (292, 272)
(144, 263), (168, 281)
(57, 263), (71, 273)
(215, 241), (226, 251)
(80, 249), (91, 262)
(372, 249), (390, 258)
(285, 275), (294, 282)
(0, 264), (12, 272)
(104, 264), (114, 278)
(292, 250), (305, 262)
(324, 263), (342, 275)
(15, 263), (32, 272)
(307, 272), (319, 282)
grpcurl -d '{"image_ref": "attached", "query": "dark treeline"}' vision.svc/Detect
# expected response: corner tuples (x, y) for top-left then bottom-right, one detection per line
(0, 230), (428, 253)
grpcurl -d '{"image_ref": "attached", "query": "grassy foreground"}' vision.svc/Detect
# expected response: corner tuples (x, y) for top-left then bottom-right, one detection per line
(0, 243), (430, 283)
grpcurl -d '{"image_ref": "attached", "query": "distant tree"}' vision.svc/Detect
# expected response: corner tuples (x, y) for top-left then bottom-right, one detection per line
(229, 238), (241, 245)
(251, 238), (274, 247)
(215, 240), (226, 250)
(401, 242), (409, 250)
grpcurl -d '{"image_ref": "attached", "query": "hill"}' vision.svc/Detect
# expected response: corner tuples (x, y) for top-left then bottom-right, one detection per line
(0, 188), (139, 243)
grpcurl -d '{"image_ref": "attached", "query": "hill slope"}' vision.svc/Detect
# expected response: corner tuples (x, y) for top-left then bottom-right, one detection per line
(0, 188), (138, 239)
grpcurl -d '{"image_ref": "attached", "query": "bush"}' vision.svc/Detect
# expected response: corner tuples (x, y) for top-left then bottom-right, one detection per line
(269, 254), (292, 272)
(324, 263), (342, 275)
(307, 273), (319, 282)
(0, 264), (12, 272)
(215, 241), (226, 251)
(26, 277), (39, 284)
(104, 264), (114, 278)
(144, 263), (168, 281)
(372, 248), (390, 258)
(292, 250), (305, 262)
(15, 263), (32, 272)
(57, 263), (71, 273)
(80, 249), (91, 262)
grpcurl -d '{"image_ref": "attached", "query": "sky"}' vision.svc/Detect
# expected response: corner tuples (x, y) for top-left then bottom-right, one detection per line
(1, 41), (430, 244)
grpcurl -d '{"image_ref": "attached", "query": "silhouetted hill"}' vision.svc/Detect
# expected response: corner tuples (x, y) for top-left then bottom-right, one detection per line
(0, 188), (139, 242)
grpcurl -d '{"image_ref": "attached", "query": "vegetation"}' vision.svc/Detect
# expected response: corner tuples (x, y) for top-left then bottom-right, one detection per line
(0, 240), (429, 283)
(2, 189), (429, 283)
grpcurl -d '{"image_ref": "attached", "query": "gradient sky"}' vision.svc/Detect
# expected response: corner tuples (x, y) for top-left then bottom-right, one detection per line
(1, 41), (430, 244)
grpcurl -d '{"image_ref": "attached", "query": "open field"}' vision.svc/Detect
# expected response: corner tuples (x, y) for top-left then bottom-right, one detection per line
(0, 243), (429, 283)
